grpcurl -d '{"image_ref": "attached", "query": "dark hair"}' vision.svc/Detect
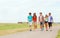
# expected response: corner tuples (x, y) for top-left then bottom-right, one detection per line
(45, 15), (48, 18)
(40, 12), (42, 14)
(29, 12), (31, 15)
(49, 13), (51, 15)
(33, 13), (36, 16)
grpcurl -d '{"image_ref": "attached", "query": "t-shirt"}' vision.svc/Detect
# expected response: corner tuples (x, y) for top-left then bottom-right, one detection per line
(32, 16), (37, 22)
(28, 15), (32, 22)
(39, 16), (44, 22)
(48, 16), (53, 22)
(45, 18), (48, 21)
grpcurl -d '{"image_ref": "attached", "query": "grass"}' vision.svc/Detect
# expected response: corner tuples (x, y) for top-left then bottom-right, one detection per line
(0, 23), (29, 36)
(0, 23), (59, 30)
(0, 23), (29, 30)
(0, 23), (59, 36)
(56, 30), (60, 38)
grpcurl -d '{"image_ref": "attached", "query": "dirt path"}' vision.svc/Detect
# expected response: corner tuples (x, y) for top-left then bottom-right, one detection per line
(0, 25), (60, 38)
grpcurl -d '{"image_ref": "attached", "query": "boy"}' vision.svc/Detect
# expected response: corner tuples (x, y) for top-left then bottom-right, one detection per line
(39, 12), (44, 31)
(48, 13), (53, 31)
(28, 12), (32, 31)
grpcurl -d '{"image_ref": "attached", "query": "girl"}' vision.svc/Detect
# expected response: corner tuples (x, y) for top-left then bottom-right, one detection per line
(32, 13), (37, 30)
(45, 15), (48, 31)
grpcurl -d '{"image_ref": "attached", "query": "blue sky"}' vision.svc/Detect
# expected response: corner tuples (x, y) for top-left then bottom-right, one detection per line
(0, 0), (60, 23)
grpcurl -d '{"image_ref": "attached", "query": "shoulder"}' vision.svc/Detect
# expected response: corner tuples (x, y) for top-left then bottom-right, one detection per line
(50, 16), (53, 18)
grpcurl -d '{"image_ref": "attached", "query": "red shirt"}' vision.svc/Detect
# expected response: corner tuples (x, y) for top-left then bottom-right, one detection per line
(33, 16), (37, 22)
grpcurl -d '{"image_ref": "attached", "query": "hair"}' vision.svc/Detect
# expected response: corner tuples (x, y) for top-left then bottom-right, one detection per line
(45, 15), (48, 18)
(33, 13), (36, 16)
(40, 12), (42, 14)
(33, 13), (37, 18)
(29, 12), (31, 15)
(49, 13), (51, 15)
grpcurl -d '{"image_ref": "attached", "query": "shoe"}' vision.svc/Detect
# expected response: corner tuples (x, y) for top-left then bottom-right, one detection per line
(46, 30), (48, 31)
(30, 29), (32, 31)
(50, 30), (52, 31)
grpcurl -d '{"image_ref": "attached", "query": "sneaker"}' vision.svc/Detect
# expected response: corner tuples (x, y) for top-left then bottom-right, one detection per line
(46, 30), (48, 31)
(50, 30), (52, 31)
(30, 29), (32, 31)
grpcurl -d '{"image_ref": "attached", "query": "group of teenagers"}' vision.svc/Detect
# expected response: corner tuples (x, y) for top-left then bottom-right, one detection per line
(28, 12), (53, 31)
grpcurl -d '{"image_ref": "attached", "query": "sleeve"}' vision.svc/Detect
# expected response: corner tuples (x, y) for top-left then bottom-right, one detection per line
(27, 16), (29, 21)
(39, 16), (40, 22)
(51, 16), (53, 22)
(42, 16), (44, 21)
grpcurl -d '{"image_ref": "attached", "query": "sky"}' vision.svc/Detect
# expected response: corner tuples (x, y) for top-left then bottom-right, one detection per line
(0, 0), (60, 23)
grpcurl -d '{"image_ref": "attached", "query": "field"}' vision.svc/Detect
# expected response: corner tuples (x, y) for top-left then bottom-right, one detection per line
(56, 30), (60, 38)
(0, 23), (28, 30)
(0, 23), (60, 36)
(0, 23), (29, 36)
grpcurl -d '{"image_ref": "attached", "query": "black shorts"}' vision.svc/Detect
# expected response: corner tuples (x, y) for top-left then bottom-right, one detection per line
(45, 21), (48, 23)
(40, 22), (44, 26)
(48, 22), (52, 28)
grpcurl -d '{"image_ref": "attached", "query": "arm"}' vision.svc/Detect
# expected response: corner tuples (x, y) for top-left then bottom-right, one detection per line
(38, 16), (40, 22)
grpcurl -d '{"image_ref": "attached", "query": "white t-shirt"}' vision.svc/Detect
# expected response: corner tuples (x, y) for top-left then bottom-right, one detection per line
(48, 16), (53, 22)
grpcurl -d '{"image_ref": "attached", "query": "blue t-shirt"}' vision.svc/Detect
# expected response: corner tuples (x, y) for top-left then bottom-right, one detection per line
(28, 15), (32, 22)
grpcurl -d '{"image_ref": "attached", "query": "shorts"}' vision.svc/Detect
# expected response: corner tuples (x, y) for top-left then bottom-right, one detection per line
(29, 22), (32, 25)
(33, 22), (37, 25)
(45, 21), (48, 23)
(40, 22), (44, 26)
(48, 22), (52, 27)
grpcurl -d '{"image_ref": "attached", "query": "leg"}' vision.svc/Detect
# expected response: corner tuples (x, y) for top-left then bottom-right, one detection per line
(48, 22), (50, 29)
(40, 22), (42, 30)
(35, 22), (37, 29)
(29, 22), (32, 31)
(29, 25), (32, 31)
(48, 22), (52, 31)
(41, 22), (44, 31)
(50, 22), (52, 31)
(45, 23), (48, 31)
(33, 22), (36, 30)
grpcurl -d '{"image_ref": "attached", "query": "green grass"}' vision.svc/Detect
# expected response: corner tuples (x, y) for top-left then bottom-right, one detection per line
(0, 23), (59, 30)
(0, 23), (29, 30)
(56, 30), (60, 38)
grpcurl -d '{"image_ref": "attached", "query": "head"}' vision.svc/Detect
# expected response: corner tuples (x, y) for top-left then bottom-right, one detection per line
(40, 12), (42, 16)
(29, 12), (31, 15)
(45, 15), (48, 18)
(33, 13), (36, 16)
(49, 13), (51, 16)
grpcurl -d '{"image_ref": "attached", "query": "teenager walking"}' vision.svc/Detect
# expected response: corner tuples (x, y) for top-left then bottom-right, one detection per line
(48, 13), (53, 31)
(44, 15), (48, 31)
(32, 13), (37, 30)
(39, 12), (44, 31)
(28, 12), (32, 31)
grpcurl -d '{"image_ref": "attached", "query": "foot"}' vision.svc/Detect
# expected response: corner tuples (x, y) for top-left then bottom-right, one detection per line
(50, 30), (52, 31)
(46, 30), (48, 31)
(30, 29), (32, 31)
